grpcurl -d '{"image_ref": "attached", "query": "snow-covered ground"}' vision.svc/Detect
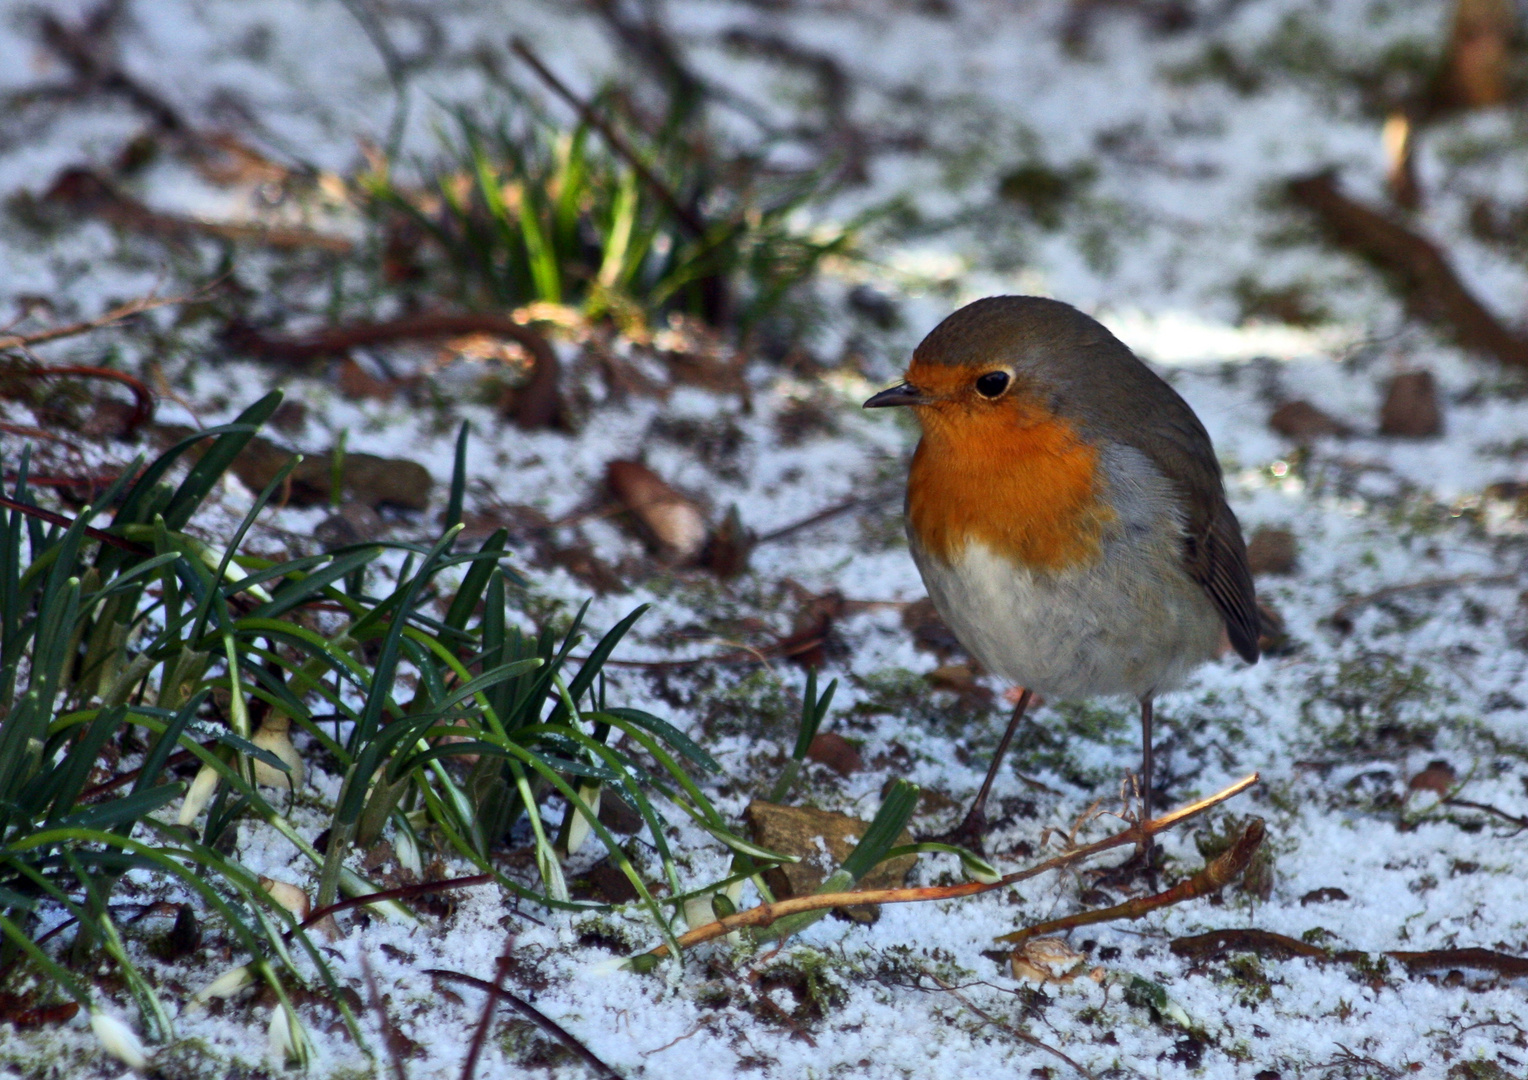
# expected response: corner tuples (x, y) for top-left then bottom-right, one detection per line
(4, 1), (1528, 1076)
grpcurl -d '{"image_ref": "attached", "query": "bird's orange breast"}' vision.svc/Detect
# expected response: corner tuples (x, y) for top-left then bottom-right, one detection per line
(907, 396), (1111, 571)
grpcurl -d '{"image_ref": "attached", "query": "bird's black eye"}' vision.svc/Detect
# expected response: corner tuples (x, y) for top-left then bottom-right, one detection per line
(975, 371), (1010, 398)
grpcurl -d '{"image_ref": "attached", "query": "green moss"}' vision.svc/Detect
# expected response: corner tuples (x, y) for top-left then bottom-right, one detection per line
(1300, 652), (1441, 756)
(847, 667), (990, 744)
(1223, 953), (1273, 1007)
(995, 162), (1097, 230)
(1011, 700), (1133, 788)
(756, 947), (849, 1020)
(698, 667), (800, 741)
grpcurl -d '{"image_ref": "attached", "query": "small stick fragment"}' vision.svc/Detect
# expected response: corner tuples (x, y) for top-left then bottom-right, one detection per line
(1288, 171), (1528, 369)
(223, 313), (563, 429)
(635, 773), (1258, 960)
(922, 968), (1094, 1079)
(1442, 796), (1528, 834)
(1329, 573), (1514, 632)
(1171, 928), (1328, 963)
(427, 967), (624, 1080)
(0, 289), (206, 352)
(996, 818), (1266, 945)
(44, 168), (352, 254)
(1388, 947), (1528, 977)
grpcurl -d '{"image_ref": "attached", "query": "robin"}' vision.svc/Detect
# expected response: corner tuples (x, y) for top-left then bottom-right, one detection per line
(865, 296), (1259, 852)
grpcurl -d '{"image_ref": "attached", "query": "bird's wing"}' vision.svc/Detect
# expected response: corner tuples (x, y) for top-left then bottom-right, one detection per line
(1132, 410), (1261, 664)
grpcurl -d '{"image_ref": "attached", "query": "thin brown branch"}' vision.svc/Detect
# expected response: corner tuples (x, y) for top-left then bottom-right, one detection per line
(27, 363), (155, 435)
(510, 37), (708, 241)
(223, 312), (563, 429)
(0, 494), (152, 555)
(754, 493), (879, 545)
(1388, 947), (1528, 978)
(360, 951), (410, 1080)
(638, 773), (1259, 960)
(1288, 171), (1528, 369)
(1171, 929), (1528, 979)
(1171, 928), (1327, 963)
(44, 168), (351, 254)
(298, 874), (492, 932)
(427, 967), (624, 1080)
(37, 3), (185, 132)
(1442, 796), (1528, 834)
(457, 946), (509, 1080)
(996, 818), (1265, 946)
(0, 288), (203, 352)
(0, 423), (75, 444)
(922, 969), (1094, 1080)
(1329, 573), (1516, 632)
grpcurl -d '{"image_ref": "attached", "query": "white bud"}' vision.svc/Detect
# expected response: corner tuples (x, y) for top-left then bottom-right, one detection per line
(682, 894), (716, 932)
(188, 964), (254, 1009)
(90, 1010), (148, 1071)
(176, 763), (220, 826)
(393, 826), (422, 877)
(267, 1003), (304, 1067)
(536, 845), (569, 904)
(252, 724), (305, 790)
(960, 853), (1001, 885)
(563, 784), (601, 855)
(257, 877), (312, 922)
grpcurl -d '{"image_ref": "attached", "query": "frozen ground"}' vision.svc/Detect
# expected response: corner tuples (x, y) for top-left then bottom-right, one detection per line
(4, 1), (1528, 1077)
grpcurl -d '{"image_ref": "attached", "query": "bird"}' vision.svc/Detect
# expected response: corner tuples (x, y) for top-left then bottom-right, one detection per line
(864, 295), (1259, 855)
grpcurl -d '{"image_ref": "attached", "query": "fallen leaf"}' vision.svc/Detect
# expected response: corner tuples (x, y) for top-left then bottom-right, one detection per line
(806, 732), (863, 777)
(743, 801), (916, 924)
(1269, 400), (1353, 440)
(606, 460), (709, 564)
(1380, 371), (1443, 438)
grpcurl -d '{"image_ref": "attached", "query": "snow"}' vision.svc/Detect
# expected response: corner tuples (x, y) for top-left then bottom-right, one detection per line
(4, 0), (1528, 1077)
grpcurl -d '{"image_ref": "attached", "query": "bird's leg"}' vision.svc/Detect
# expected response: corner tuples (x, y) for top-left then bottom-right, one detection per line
(1137, 696), (1155, 855)
(925, 689), (1033, 855)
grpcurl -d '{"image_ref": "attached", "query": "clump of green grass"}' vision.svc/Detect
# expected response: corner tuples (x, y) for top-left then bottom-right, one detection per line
(0, 397), (791, 1064)
(363, 88), (857, 340)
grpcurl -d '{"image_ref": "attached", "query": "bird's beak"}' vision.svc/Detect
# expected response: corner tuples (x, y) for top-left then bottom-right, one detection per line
(863, 382), (928, 409)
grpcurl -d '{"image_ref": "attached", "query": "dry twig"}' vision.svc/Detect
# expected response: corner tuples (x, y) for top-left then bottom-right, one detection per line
(921, 968), (1094, 1080)
(360, 951), (410, 1080)
(637, 773), (1258, 960)
(1171, 928), (1528, 979)
(1441, 796), (1528, 834)
(223, 312), (564, 429)
(0, 289), (202, 353)
(427, 967), (624, 1080)
(1328, 573), (1515, 632)
(1288, 171), (1528, 369)
(996, 818), (1266, 946)
(45, 169), (352, 254)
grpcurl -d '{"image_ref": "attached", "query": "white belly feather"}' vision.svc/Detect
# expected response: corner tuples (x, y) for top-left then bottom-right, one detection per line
(908, 445), (1224, 702)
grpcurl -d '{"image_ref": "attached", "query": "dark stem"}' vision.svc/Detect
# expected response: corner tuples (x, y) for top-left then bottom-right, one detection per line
(429, 966), (624, 1080)
(1139, 697), (1155, 850)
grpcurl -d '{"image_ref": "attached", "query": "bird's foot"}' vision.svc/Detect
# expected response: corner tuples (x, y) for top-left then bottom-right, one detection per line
(1092, 837), (1162, 892)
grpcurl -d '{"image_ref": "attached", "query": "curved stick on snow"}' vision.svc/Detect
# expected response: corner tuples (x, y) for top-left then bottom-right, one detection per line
(637, 773), (1259, 961)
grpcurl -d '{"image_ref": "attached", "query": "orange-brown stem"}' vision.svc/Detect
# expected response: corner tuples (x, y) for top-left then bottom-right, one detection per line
(639, 772), (1258, 960)
(996, 817), (1265, 946)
